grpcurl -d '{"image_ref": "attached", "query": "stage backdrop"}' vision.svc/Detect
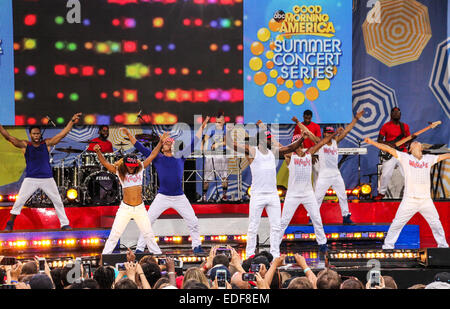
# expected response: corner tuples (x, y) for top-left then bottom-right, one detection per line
(0, 0), (15, 125)
(244, 0), (353, 123)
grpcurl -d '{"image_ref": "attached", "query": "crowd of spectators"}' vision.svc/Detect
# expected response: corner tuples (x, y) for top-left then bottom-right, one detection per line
(1, 247), (449, 290)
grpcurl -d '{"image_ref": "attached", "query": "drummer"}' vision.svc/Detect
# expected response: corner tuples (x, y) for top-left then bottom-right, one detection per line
(87, 125), (113, 153)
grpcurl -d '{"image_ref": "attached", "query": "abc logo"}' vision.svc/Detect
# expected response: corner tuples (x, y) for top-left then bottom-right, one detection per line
(273, 10), (285, 22)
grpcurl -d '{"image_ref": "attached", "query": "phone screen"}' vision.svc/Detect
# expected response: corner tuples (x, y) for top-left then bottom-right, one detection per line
(0, 257), (17, 266)
(250, 263), (261, 273)
(285, 256), (296, 264)
(39, 259), (46, 272)
(242, 273), (256, 281)
(370, 271), (381, 287)
(216, 271), (227, 288)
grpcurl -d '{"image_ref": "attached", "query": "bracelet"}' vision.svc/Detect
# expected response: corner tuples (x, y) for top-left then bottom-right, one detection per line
(168, 272), (175, 275)
(303, 267), (311, 274)
(10, 280), (18, 283)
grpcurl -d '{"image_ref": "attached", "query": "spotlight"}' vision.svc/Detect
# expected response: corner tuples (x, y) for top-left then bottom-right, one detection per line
(361, 183), (372, 195)
(66, 188), (78, 201)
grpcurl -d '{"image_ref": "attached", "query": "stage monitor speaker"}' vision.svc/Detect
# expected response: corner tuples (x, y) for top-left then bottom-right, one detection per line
(418, 248), (450, 267)
(101, 253), (155, 266)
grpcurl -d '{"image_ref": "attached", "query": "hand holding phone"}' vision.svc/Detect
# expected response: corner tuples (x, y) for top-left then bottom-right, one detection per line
(242, 273), (256, 281)
(216, 269), (227, 289)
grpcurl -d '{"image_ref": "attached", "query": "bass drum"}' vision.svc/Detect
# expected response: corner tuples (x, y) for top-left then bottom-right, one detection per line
(84, 171), (121, 205)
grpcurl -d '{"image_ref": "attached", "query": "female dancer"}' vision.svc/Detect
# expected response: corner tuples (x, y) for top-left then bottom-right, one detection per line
(94, 132), (170, 254)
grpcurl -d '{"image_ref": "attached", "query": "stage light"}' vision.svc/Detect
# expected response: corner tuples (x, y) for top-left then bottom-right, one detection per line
(210, 20), (218, 28)
(194, 18), (203, 26)
(237, 44), (243, 51)
(55, 16), (64, 25)
(69, 93), (79, 101)
(210, 44), (218, 52)
(27, 117), (37, 125)
(234, 20), (242, 27)
(154, 68), (163, 75)
(124, 18), (136, 28)
(54, 64), (67, 76)
(98, 68), (106, 76)
(24, 14), (37, 26)
(23, 38), (37, 50)
(123, 41), (137, 53)
(168, 68), (176, 75)
(83, 19), (91, 26)
(56, 117), (65, 124)
(69, 67), (79, 75)
(8, 195), (18, 202)
(168, 43), (176, 51)
(27, 92), (35, 99)
(15, 91), (23, 101)
(84, 115), (97, 125)
(220, 18), (231, 28)
(57, 92), (65, 99)
(222, 44), (230, 52)
(361, 184), (372, 195)
(181, 68), (189, 75)
(153, 17), (164, 28)
(55, 41), (65, 50)
(67, 42), (77, 51)
(0, 195), (3, 202)
(14, 43), (21, 51)
(183, 18), (191, 26)
(81, 66), (94, 76)
(352, 187), (360, 196)
(155, 45), (163, 52)
(26, 65), (37, 76)
(123, 89), (138, 102)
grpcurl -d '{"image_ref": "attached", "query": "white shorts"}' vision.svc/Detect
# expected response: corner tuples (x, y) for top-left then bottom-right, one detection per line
(204, 156), (228, 181)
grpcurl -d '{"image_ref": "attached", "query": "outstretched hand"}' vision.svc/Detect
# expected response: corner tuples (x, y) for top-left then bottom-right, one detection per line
(292, 116), (299, 123)
(356, 109), (365, 119)
(71, 113), (82, 124)
(159, 132), (170, 144)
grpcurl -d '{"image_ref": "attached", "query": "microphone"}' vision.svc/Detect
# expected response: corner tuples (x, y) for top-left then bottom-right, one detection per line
(136, 110), (144, 123)
(46, 116), (56, 127)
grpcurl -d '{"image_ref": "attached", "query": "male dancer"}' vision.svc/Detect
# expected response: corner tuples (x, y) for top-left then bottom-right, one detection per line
(365, 138), (449, 249)
(293, 110), (322, 186)
(313, 110), (365, 224)
(123, 117), (210, 254)
(280, 129), (338, 253)
(0, 113), (82, 230)
(87, 125), (113, 153)
(375, 107), (411, 200)
(227, 121), (305, 258)
(200, 111), (228, 201)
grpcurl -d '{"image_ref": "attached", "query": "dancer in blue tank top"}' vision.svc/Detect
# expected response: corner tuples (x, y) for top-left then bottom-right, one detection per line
(122, 117), (210, 254)
(0, 113), (82, 230)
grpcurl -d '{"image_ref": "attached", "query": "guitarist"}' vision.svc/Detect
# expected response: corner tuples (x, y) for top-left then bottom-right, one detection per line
(375, 107), (412, 200)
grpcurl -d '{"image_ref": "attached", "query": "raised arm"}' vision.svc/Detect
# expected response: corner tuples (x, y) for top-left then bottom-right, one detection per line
(143, 132), (169, 168)
(308, 131), (338, 155)
(335, 110), (365, 143)
(292, 116), (320, 143)
(46, 113), (82, 146)
(0, 124), (27, 149)
(437, 153), (450, 163)
(365, 137), (398, 159)
(278, 134), (306, 157)
(225, 125), (253, 158)
(94, 144), (117, 173)
(195, 116), (210, 140)
(121, 127), (137, 145)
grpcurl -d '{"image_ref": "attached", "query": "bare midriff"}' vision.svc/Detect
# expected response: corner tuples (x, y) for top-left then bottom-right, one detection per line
(122, 186), (143, 206)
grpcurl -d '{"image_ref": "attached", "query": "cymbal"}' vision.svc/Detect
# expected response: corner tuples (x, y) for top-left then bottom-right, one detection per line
(115, 142), (129, 147)
(55, 147), (83, 154)
(136, 133), (159, 142)
(79, 140), (96, 144)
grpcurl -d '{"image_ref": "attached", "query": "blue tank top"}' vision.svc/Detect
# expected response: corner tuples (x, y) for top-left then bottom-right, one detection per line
(25, 142), (53, 178)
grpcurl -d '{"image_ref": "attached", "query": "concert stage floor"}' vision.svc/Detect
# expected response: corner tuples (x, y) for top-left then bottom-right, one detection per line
(1, 200), (448, 247)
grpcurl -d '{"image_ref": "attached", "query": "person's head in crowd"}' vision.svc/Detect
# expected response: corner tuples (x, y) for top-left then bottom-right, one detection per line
(382, 276), (397, 289)
(212, 254), (230, 268)
(60, 265), (76, 288)
(316, 268), (341, 289)
(287, 277), (314, 289)
(93, 266), (115, 289)
(153, 277), (170, 289)
(50, 268), (64, 289)
(141, 262), (162, 287)
(242, 254), (270, 273)
(29, 274), (54, 289)
(114, 278), (138, 289)
(303, 110), (313, 125)
(19, 274), (34, 284)
(183, 279), (209, 289)
(408, 284), (426, 289)
(0, 268), (6, 284)
(425, 282), (450, 289)
(139, 255), (158, 266)
(340, 277), (365, 289)
(21, 261), (38, 275)
(82, 278), (100, 289)
(183, 267), (210, 289)
(230, 272), (251, 289)
(434, 272), (450, 284)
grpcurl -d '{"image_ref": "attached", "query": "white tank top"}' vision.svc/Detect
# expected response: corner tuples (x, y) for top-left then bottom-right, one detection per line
(117, 162), (144, 189)
(286, 151), (313, 196)
(318, 139), (340, 177)
(249, 148), (278, 194)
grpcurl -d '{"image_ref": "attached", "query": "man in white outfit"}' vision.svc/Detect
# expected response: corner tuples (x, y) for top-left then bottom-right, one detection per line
(365, 138), (449, 249)
(314, 110), (365, 224)
(280, 129), (338, 253)
(227, 121), (305, 258)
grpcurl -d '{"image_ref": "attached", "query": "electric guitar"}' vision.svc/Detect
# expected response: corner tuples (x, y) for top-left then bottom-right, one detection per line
(379, 121), (441, 160)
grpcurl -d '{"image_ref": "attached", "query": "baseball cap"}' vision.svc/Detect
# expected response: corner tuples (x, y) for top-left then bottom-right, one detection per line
(323, 126), (335, 134)
(292, 134), (303, 143)
(124, 154), (139, 167)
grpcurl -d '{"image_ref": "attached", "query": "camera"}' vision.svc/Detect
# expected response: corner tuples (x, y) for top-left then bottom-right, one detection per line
(242, 273), (256, 281)
(285, 256), (296, 264)
(215, 269), (227, 289)
(115, 263), (126, 271)
(158, 258), (167, 265)
(0, 257), (17, 266)
(216, 246), (231, 259)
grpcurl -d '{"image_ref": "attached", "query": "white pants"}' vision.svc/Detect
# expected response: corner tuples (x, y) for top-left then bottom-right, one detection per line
(315, 174), (350, 217)
(280, 192), (327, 245)
(204, 156), (228, 181)
(383, 197), (449, 249)
(10, 177), (69, 227)
(136, 193), (201, 251)
(246, 193), (282, 258)
(103, 202), (161, 254)
(311, 161), (319, 189)
(379, 157), (404, 195)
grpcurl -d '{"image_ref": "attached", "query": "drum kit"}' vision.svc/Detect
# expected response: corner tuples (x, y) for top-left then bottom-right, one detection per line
(26, 136), (158, 206)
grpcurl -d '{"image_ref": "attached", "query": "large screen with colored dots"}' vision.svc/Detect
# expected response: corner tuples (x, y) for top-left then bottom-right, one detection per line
(244, 0), (352, 124)
(12, 0), (243, 126)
